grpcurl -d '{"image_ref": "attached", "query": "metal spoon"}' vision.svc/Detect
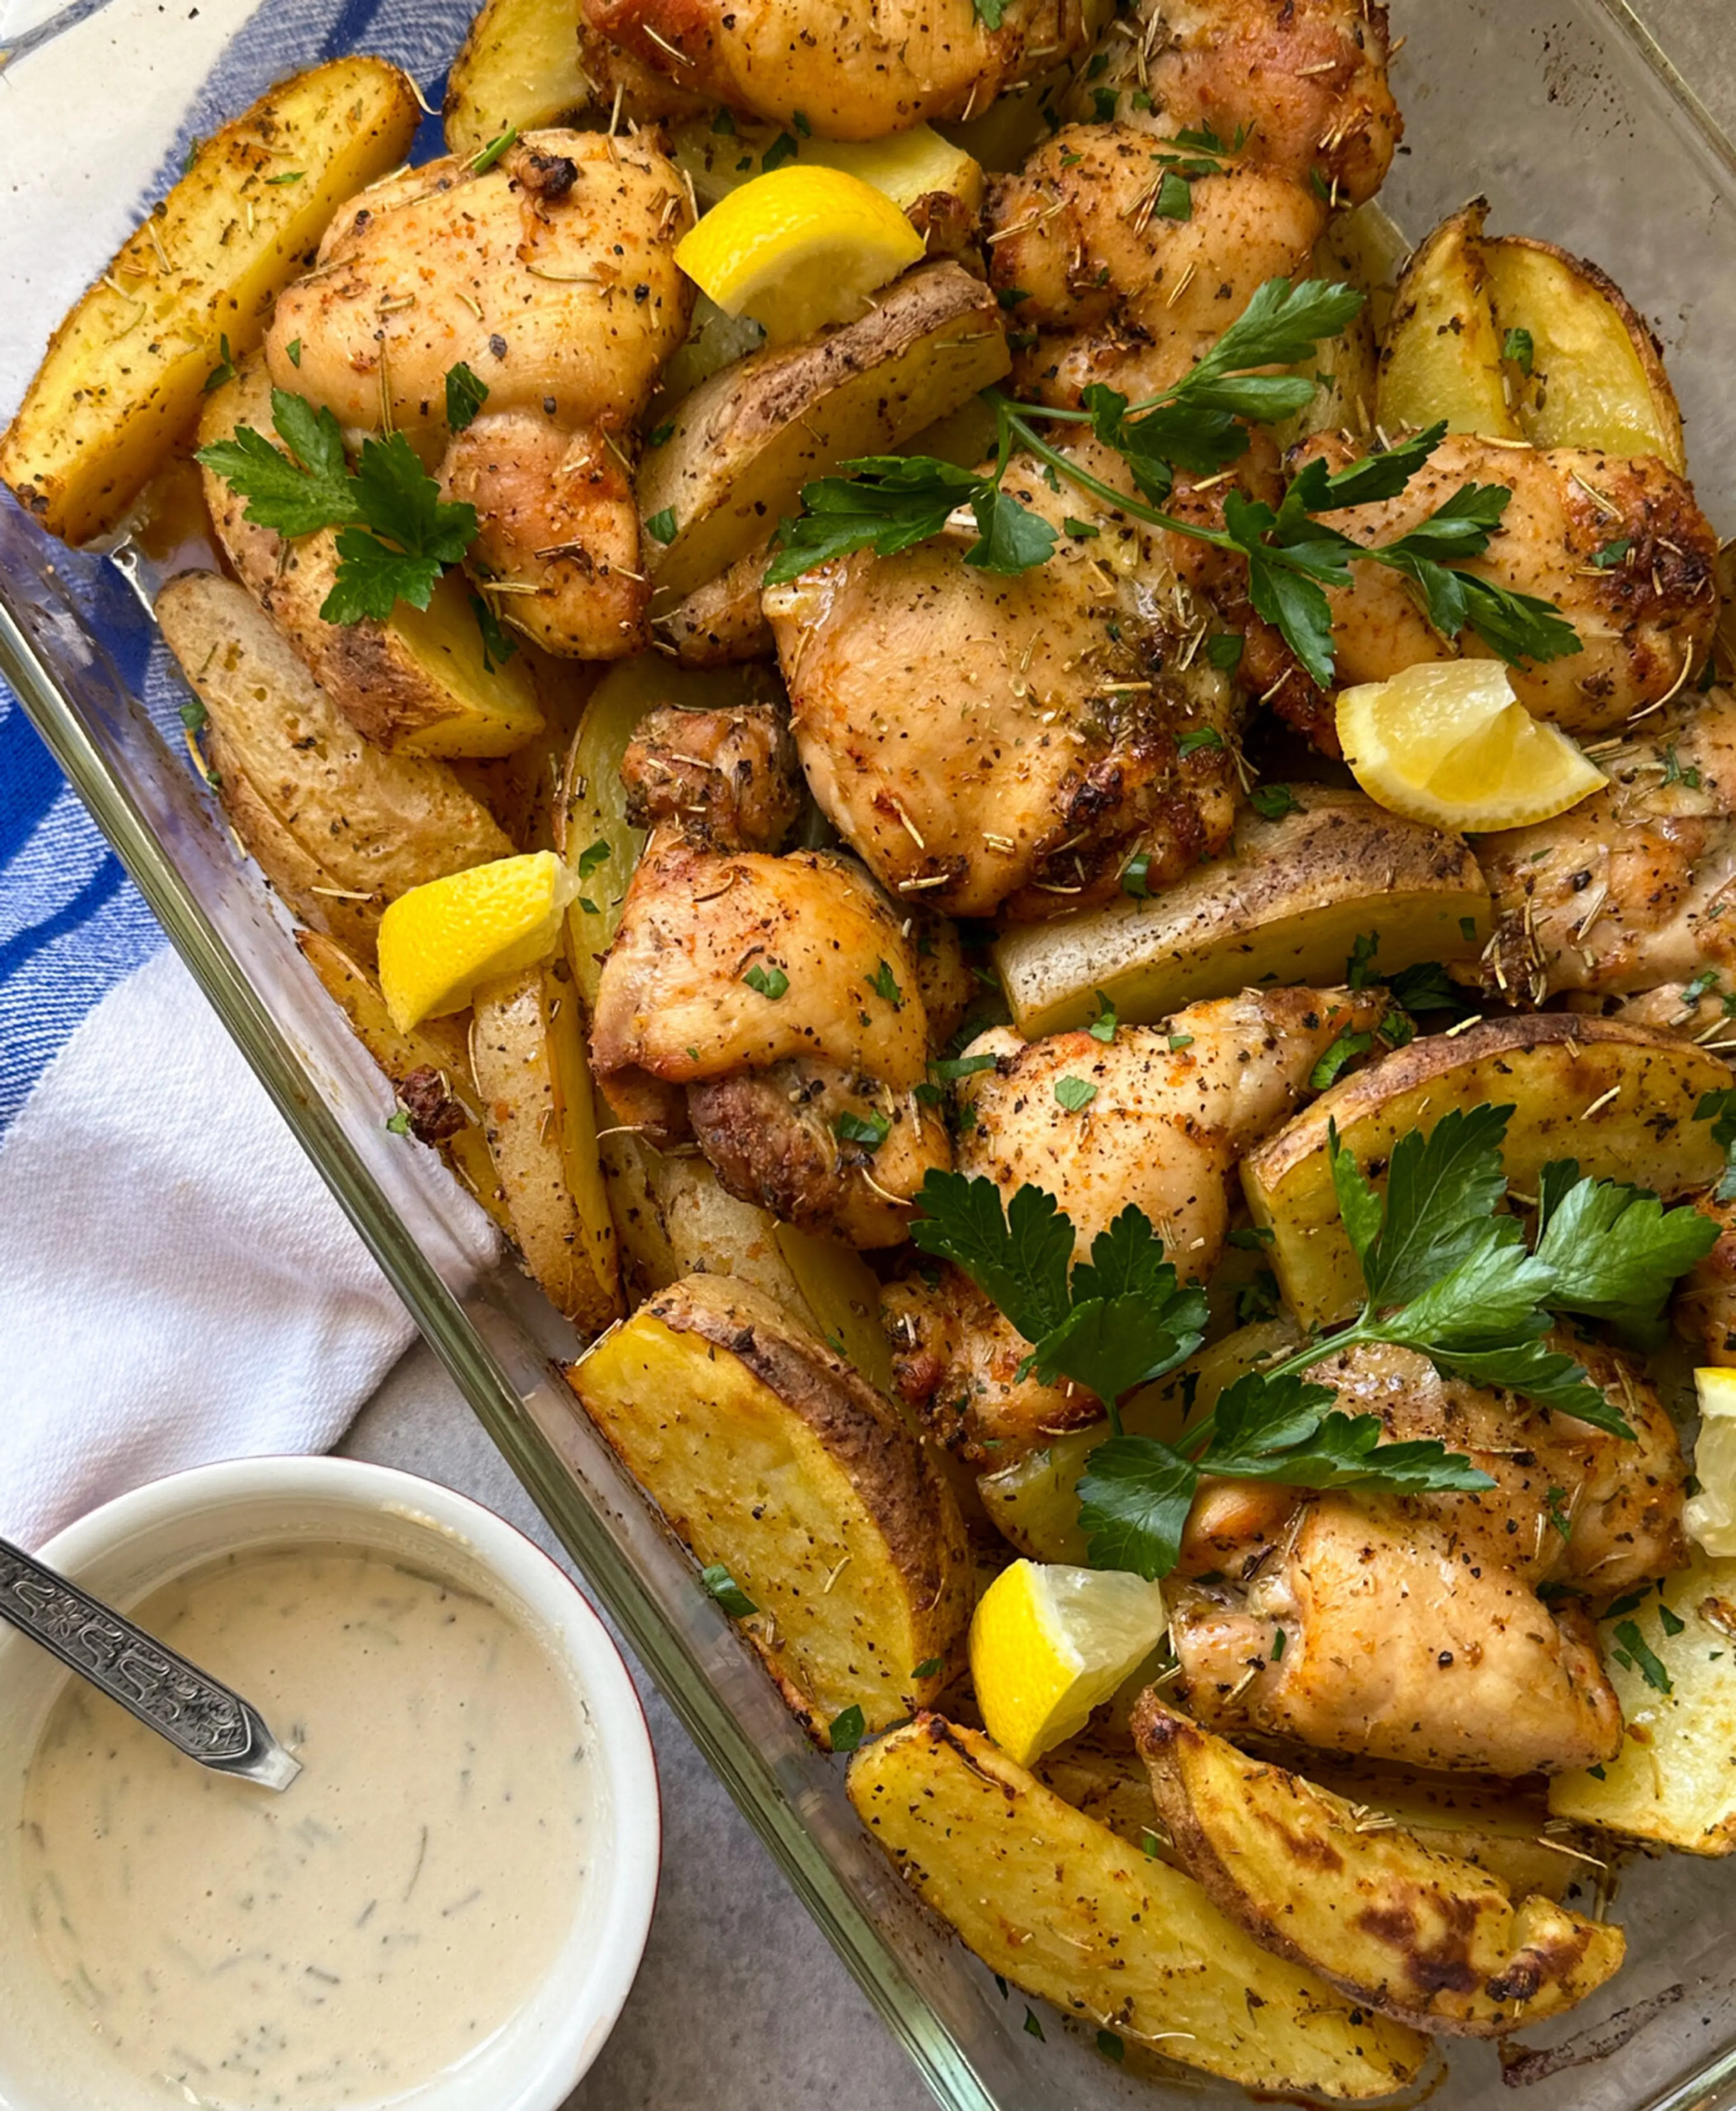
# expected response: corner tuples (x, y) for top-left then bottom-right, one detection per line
(0, 1534), (301, 1791)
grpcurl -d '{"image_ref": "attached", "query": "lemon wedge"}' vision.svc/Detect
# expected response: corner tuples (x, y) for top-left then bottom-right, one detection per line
(675, 165), (926, 345)
(969, 1559), (1168, 1768)
(377, 851), (575, 1030)
(1688, 1368), (1736, 1557)
(1336, 660), (1606, 831)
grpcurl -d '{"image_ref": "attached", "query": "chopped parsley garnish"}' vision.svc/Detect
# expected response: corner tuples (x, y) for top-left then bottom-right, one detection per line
(1177, 725), (1226, 756)
(645, 506), (678, 544)
(470, 592), (519, 671)
(1502, 327), (1535, 377)
(1249, 784), (1302, 821)
(701, 1563), (758, 1617)
(744, 963), (789, 1000)
(385, 1109), (411, 1136)
(1089, 991), (1118, 1043)
(835, 1109), (892, 1150)
(828, 1704), (867, 1753)
(202, 333), (237, 394)
(1054, 1075), (1098, 1112)
(1346, 930), (1380, 988)
(1613, 1620), (1673, 1694)
(1310, 1029), (1372, 1091)
(866, 958), (903, 1006)
(445, 360), (490, 432)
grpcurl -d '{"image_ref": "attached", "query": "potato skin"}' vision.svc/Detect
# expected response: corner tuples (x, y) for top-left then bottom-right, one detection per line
(568, 1274), (970, 1732)
(1132, 1695), (1624, 2037)
(637, 262), (1010, 607)
(157, 571), (514, 959)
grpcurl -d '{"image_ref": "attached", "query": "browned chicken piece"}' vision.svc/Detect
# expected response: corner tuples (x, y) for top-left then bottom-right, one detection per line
(620, 701), (803, 852)
(987, 133), (1326, 407)
(887, 987), (1387, 1458)
(1476, 689), (1736, 1006)
(1295, 433), (1721, 738)
(577, 0), (1099, 140)
(441, 416), (643, 661)
(265, 132), (693, 660)
(690, 1060), (948, 1247)
(1675, 1195), (1736, 1366)
(1067, 0), (1402, 208)
(653, 542), (777, 667)
(764, 453), (1237, 921)
(1170, 1340), (1687, 1776)
(591, 828), (948, 1243)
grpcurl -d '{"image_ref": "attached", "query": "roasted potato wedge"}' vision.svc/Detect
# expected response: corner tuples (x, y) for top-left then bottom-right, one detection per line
(1483, 235), (1685, 467)
(567, 1275), (970, 1733)
(199, 362), (546, 759)
(1243, 1014), (1730, 1327)
(1300, 1760), (1593, 1905)
(993, 788), (1488, 1038)
(1133, 1697), (1624, 2037)
(669, 116), (984, 215)
(1550, 1558), (1736, 1854)
(442, 0), (594, 157)
(1377, 201), (1685, 468)
(157, 572), (514, 960)
(557, 655), (782, 1010)
(637, 263), (1010, 608)
(598, 1136), (895, 1389)
(1034, 1732), (1176, 1858)
(296, 931), (511, 1234)
(470, 963), (623, 1332)
(1377, 201), (1519, 441)
(0, 58), (420, 544)
(848, 1717), (1428, 2097)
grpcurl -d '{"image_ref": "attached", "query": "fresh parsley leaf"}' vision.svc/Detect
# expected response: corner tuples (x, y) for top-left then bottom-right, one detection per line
(1121, 853), (1153, 899)
(701, 1563), (758, 1617)
(911, 1172), (1075, 1345)
(1054, 1075), (1098, 1112)
(1387, 960), (1457, 1013)
(445, 360), (490, 431)
(322, 529), (443, 623)
(385, 1108), (412, 1136)
(968, 482), (1061, 573)
(762, 131), (800, 171)
(1613, 1620), (1672, 1695)
(1531, 1162), (1719, 1343)
(1249, 784), (1301, 821)
(828, 1704), (867, 1752)
(766, 454), (984, 583)
(1078, 1435), (1200, 1580)
(744, 963), (789, 1000)
(195, 389), (359, 536)
(1206, 631), (1244, 672)
(646, 506), (678, 544)
(1089, 991), (1118, 1042)
(834, 1109), (892, 1150)
(1592, 535), (1634, 569)
(911, 1658), (943, 1679)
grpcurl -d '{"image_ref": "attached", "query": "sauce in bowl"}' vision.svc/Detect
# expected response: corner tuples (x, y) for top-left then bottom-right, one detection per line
(19, 1541), (593, 2109)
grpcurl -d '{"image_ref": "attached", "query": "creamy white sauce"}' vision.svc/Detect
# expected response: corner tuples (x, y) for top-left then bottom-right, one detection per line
(19, 1543), (592, 2109)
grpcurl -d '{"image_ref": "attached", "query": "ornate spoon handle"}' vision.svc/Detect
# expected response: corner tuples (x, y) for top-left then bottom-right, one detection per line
(0, 1534), (301, 1791)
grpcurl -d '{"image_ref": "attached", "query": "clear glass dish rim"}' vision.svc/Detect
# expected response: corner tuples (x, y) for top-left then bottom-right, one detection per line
(4, 5), (1736, 2108)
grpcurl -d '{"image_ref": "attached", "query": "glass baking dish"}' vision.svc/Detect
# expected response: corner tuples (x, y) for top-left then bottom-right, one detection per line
(6, 2), (1736, 2105)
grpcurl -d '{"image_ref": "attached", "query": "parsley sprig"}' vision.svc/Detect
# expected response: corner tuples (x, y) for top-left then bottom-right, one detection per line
(911, 1102), (1717, 1581)
(765, 277), (1579, 688)
(196, 386), (481, 625)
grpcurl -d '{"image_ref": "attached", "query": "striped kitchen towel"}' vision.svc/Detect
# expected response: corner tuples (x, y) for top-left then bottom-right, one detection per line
(0, 0), (495, 1545)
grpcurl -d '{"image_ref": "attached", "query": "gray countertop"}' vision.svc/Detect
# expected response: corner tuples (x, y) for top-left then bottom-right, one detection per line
(340, 6), (1734, 2104)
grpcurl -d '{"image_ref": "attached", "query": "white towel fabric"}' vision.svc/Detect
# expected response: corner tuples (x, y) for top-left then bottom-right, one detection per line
(0, 950), (492, 1545)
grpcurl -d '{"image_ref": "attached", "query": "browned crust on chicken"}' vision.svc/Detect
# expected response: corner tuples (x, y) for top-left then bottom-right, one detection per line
(621, 701), (802, 851)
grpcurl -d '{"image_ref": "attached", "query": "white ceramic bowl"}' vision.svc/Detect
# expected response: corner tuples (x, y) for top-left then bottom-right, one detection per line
(0, 1457), (660, 2111)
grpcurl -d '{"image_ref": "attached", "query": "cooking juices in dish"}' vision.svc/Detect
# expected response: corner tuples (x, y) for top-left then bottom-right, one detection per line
(19, 1543), (593, 2109)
